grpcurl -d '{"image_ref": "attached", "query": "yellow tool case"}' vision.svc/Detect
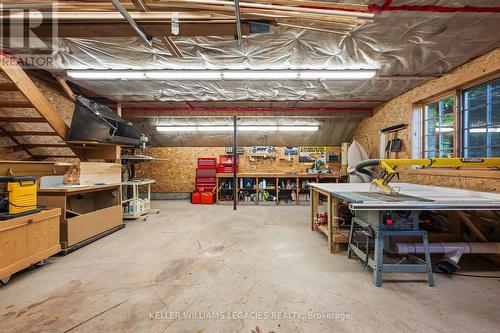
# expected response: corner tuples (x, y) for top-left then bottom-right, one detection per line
(0, 176), (39, 220)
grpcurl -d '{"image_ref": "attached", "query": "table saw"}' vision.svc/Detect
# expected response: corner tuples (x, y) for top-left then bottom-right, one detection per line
(309, 183), (500, 287)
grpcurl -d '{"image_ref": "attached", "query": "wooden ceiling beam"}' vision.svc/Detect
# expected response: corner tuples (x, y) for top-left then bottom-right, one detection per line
(0, 0), (368, 12)
(5, 21), (247, 38)
(131, 0), (184, 58)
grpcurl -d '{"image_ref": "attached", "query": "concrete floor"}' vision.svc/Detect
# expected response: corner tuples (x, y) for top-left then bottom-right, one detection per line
(1, 201), (499, 333)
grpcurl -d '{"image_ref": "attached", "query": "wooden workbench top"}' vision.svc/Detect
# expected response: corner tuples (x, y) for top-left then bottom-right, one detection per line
(38, 183), (121, 194)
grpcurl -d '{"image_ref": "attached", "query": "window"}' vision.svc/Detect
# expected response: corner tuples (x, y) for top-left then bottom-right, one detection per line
(462, 78), (500, 157)
(423, 95), (455, 158)
(418, 76), (500, 160)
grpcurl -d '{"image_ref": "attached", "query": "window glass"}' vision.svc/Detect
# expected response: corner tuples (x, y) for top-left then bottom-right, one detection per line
(462, 79), (500, 157)
(423, 96), (455, 158)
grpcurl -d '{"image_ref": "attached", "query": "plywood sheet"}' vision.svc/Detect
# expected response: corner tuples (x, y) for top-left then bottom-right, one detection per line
(136, 146), (341, 193)
(65, 162), (121, 185)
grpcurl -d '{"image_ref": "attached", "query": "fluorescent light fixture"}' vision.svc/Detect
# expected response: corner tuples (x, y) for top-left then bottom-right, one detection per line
(156, 125), (319, 132)
(197, 126), (233, 131)
(68, 69), (376, 81)
(156, 126), (197, 132)
(147, 71), (223, 80)
(66, 70), (147, 80)
(239, 126), (278, 131)
(224, 71), (297, 81)
(278, 126), (319, 131)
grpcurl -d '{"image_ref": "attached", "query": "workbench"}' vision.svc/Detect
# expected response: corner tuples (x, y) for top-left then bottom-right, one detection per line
(309, 184), (349, 253)
(0, 208), (61, 285)
(309, 183), (500, 287)
(38, 184), (124, 254)
(217, 172), (339, 205)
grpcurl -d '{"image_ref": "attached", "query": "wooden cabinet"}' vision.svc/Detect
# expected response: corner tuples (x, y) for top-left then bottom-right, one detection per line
(0, 208), (61, 283)
(38, 185), (124, 253)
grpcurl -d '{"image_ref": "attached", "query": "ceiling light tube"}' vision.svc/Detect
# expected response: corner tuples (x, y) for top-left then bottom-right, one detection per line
(156, 125), (320, 132)
(67, 69), (376, 81)
(196, 126), (233, 131)
(278, 126), (319, 131)
(156, 126), (197, 132)
(239, 126), (278, 131)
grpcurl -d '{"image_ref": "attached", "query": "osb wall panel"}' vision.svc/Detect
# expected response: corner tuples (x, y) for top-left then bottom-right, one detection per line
(0, 75), (75, 161)
(136, 146), (341, 192)
(136, 147), (225, 193)
(353, 47), (500, 192)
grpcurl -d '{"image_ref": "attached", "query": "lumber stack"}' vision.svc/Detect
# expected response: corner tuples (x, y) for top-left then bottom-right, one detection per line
(2, 0), (373, 35)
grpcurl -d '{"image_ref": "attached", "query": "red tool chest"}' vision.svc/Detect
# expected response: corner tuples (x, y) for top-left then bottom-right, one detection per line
(193, 157), (217, 202)
(217, 154), (238, 173)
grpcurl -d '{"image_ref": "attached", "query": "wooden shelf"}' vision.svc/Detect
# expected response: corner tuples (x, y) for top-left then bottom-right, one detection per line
(216, 172), (339, 206)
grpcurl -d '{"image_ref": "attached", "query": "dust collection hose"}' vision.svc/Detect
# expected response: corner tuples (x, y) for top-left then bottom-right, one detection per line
(395, 242), (500, 274)
(354, 159), (380, 181)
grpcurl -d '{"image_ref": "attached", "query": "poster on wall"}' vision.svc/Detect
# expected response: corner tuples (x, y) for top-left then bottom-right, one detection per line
(299, 147), (326, 165)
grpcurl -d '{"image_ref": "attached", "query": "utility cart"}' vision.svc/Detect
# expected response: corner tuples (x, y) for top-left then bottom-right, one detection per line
(122, 179), (159, 219)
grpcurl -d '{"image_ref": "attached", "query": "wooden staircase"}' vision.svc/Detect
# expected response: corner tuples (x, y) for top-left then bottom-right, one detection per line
(0, 54), (78, 160)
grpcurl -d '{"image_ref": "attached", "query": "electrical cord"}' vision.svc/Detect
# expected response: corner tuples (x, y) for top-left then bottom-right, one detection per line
(433, 271), (500, 279)
(6, 202), (47, 209)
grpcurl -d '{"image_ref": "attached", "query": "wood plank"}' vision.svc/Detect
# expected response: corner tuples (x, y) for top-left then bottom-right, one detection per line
(149, 0), (373, 18)
(56, 78), (76, 101)
(131, 0), (184, 57)
(452, 211), (488, 242)
(1, 131), (59, 136)
(25, 21), (247, 38)
(0, 82), (18, 91)
(65, 162), (122, 185)
(242, 0), (368, 11)
(0, 126), (35, 158)
(0, 145), (25, 154)
(0, 160), (72, 177)
(64, 205), (123, 247)
(0, 54), (70, 138)
(0, 117), (46, 123)
(23, 143), (68, 148)
(33, 155), (78, 159)
(0, 100), (33, 108)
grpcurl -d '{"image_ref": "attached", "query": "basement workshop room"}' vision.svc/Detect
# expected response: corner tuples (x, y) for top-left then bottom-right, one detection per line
(1, 1), (500, 332)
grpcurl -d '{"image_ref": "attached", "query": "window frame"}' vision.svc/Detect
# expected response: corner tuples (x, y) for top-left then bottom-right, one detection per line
(421, 93), (458, 159)
(460, 77), (499, 158)
(419, 74), (500, 160)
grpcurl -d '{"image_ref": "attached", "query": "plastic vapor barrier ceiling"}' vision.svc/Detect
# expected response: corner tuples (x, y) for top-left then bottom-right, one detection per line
(4, 1), (498, 103)
(134, 117), (361, 146)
